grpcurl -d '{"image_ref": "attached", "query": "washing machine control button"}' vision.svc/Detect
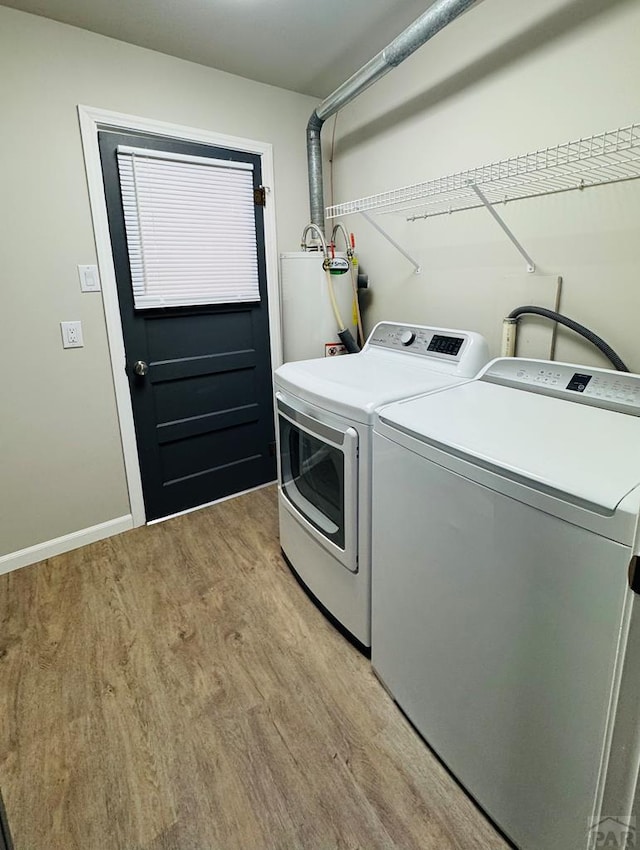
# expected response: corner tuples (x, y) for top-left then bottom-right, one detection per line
(399, 330), (416, 346)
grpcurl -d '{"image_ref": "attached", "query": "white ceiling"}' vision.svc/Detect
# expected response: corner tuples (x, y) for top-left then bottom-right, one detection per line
(2, 0), (440, 97)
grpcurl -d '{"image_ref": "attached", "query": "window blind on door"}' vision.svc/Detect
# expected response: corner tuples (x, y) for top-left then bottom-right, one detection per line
(116, 146), (261, 309)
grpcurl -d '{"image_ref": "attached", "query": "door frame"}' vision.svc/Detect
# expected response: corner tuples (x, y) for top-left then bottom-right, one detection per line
(78, 105), (282, 527)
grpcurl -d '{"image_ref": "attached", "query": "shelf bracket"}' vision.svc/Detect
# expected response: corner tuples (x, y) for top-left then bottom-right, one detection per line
(360, 211), (422, 274)
(468, 183), (536, 273)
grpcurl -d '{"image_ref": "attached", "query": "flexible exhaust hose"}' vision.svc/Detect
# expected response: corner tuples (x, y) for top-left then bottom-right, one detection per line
(306, 0), (477, 230)
(507, 306), (629, 372)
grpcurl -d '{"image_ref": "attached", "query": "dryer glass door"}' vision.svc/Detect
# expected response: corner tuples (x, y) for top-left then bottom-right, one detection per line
(287, 427), (344, 545)
(277, 393), (358, 571)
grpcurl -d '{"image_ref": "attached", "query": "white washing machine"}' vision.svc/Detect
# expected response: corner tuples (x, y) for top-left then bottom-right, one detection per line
(372, 357), (640, 850)
(275, 321), (489, 650)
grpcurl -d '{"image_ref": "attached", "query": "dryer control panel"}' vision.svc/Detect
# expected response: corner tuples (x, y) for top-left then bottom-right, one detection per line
(368, 323), (468, 361)
(481, 358), (640, 416)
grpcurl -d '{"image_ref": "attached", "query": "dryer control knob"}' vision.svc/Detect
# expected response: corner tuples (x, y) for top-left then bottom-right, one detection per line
(399, 330), (416, 346)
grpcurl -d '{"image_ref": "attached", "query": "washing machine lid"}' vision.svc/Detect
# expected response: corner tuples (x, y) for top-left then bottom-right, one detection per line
(275, 350), (468, 424)
(378, 379), (640, 514)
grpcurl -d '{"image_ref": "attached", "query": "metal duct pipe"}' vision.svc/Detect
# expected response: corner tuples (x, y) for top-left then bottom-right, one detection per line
(307, 0), (478, 232)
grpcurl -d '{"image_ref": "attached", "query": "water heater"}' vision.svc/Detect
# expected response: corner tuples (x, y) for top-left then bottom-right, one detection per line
(280, 252), (357, 363)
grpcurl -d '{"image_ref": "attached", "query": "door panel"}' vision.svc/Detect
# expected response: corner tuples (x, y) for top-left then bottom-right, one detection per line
(154, 370), (256, 423)
(161, 421), (262, 481)
(144, 309), (253, 359)
(99, 130), (275, 520)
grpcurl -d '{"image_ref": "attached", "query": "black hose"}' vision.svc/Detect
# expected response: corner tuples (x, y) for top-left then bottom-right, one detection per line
(338, 328), (361, 354)
(507, 306), (629, 372)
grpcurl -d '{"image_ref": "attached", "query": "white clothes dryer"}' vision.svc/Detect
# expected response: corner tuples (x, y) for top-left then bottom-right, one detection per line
(274, 321), (489, 649)
(372, 357), (640, 850)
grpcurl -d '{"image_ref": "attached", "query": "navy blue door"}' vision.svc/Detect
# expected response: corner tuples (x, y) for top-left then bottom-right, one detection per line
(0, 790), (13, 850)
(99, 130), (276, 521)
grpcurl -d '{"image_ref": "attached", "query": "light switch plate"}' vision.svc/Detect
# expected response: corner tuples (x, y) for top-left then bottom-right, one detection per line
(78, 264), (101, 292)
(61, 321), (84, 348)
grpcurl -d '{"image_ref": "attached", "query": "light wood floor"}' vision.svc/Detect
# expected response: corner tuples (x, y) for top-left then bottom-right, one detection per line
(0, 486), (508, 850)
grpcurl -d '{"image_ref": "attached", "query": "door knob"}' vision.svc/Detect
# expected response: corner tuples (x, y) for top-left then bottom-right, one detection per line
(133, 360), (149, 376)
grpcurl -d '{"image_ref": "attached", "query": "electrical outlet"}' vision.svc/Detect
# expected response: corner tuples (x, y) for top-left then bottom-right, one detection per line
(78, 264), (101, 292)
(61, 321), (84, 349)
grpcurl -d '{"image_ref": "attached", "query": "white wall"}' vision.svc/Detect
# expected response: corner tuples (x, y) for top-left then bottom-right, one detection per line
(331, 0), (640, 370)
(0, 6), (316, 558)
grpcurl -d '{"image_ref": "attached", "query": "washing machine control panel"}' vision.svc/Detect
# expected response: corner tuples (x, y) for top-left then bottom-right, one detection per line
(368, 323), (468, 362)
(482, 358), (640, 416)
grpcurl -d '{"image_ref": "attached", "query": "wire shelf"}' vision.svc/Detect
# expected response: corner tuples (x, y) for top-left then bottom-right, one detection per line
(325, 123), (640, 221)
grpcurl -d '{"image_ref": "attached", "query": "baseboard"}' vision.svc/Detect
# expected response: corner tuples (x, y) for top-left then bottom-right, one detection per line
(0, 515), (134, 577)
